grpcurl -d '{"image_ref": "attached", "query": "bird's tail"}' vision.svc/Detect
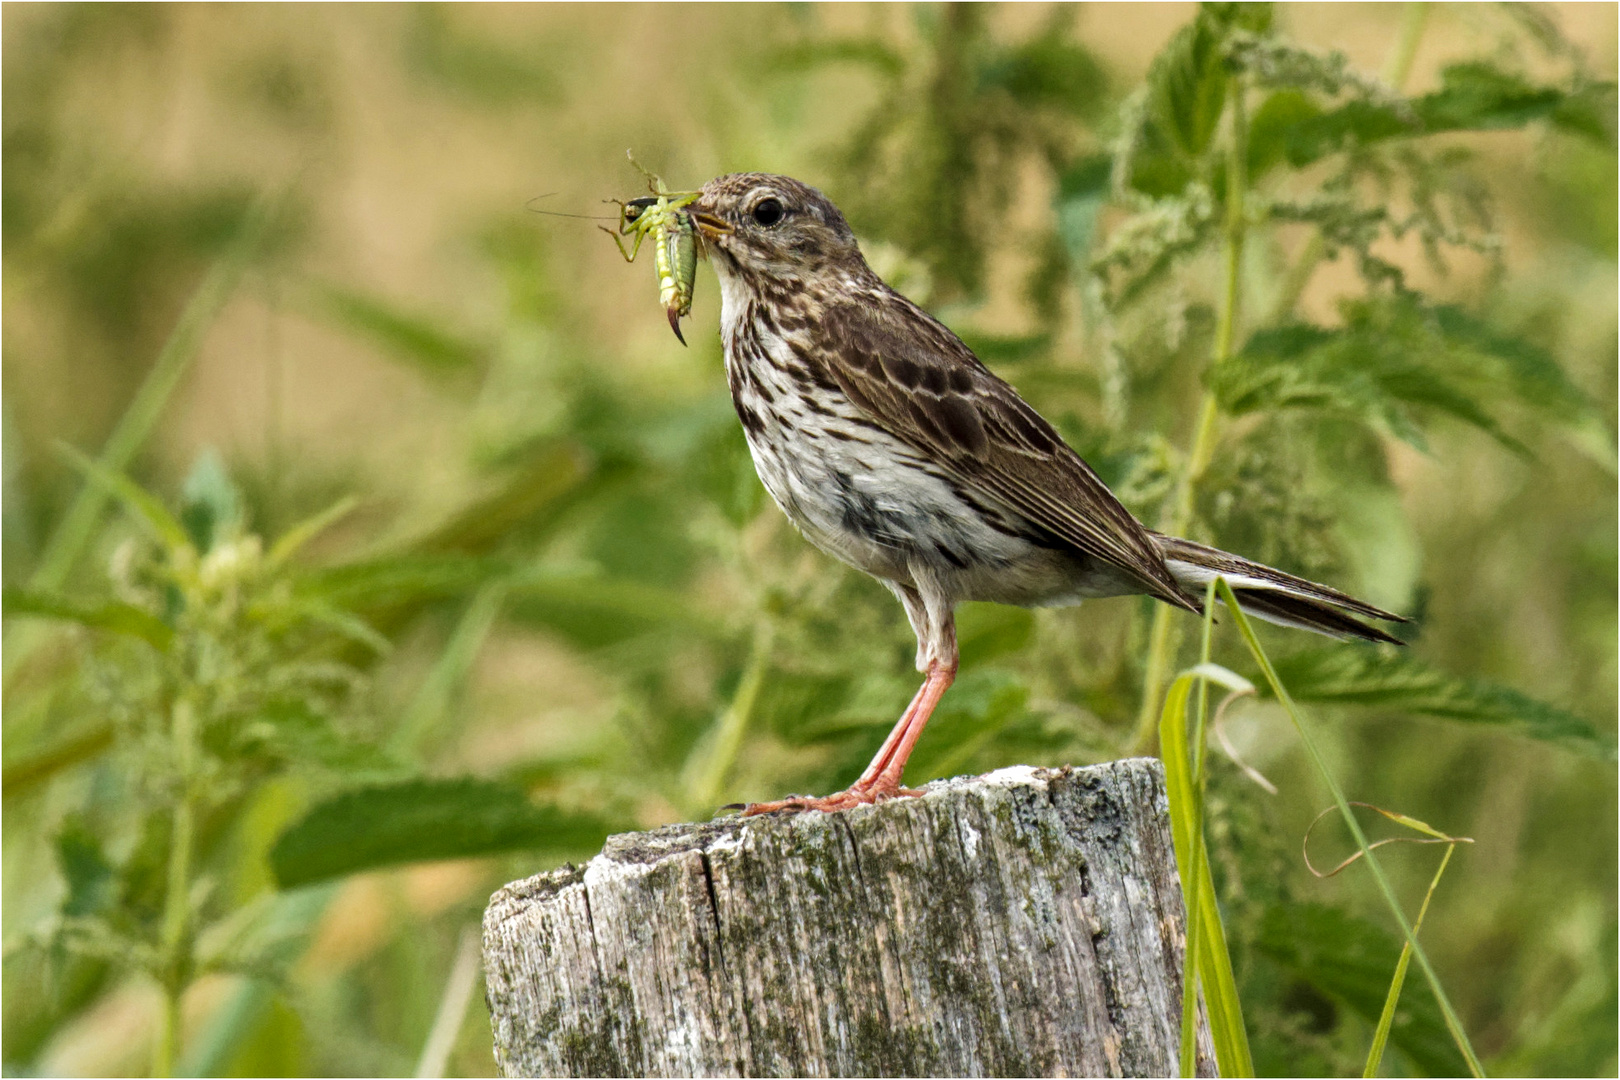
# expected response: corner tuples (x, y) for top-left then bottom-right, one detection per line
(1150, 532), (1407, 645)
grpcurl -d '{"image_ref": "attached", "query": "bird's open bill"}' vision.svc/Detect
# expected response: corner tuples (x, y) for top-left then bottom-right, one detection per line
(690, 210), (731, 238)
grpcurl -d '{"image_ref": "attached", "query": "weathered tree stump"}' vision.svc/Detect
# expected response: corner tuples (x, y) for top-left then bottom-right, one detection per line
(483, 759), (1212, 1077)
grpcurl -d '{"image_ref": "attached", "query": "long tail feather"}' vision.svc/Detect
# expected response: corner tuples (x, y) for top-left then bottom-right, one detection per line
(1151, 532), (1407, 645)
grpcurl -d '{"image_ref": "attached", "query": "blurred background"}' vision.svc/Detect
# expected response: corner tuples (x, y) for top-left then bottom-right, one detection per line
(3, 3), (1614, 1076)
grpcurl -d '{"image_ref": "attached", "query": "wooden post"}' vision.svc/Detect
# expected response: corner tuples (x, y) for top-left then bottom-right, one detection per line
(483, 760), (1213, 1077)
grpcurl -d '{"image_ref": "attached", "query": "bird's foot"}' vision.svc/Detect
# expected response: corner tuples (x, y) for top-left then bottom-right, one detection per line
(739, 779), (921, 816)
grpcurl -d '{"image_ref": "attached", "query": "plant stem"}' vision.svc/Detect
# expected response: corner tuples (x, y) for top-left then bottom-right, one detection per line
(684, 618), (773, 810)
(414, 925), (482, 1079)
(154, 699), (199, 1078)
(391, 581), (508, 757)
(1132, 73), (1248, 754)
(1383, 3), (1430, 88)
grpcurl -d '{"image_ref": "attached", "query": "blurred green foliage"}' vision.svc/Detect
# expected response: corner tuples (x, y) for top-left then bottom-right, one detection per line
(3, 4), (1614, 1077)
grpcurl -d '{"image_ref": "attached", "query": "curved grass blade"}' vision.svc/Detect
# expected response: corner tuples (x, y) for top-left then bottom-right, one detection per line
(1365, 843), (1460, 1078)
(1215, 577), (1485, 1078)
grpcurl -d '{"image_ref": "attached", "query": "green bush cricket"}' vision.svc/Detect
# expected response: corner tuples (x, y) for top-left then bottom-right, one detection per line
(603, 153), (703, 345)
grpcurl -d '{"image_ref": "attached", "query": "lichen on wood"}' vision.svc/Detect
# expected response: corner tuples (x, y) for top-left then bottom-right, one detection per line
(483, 759), (1213, 1077)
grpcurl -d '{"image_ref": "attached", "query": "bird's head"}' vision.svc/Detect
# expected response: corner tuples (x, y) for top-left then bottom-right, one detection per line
(691, 173), (867, 287)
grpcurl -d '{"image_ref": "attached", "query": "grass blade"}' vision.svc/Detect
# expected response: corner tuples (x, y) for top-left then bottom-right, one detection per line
(53, 444), (193, 553)
(1364, 842), (1459, 1077)
(28, 196), (276, 592)
(1160, 578), (1255, 1078)
(1215, 577), (1485, 1077)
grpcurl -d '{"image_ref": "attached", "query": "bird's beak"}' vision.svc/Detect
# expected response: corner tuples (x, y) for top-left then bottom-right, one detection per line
(690, 206), (731, 240)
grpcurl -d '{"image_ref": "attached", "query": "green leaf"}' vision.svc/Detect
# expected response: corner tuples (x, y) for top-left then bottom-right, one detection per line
(179, 448), (242, 552)
(1415, 62), (1574, 135)
(3, 587), (173, 651)
(1260, 647), (1614, 760)
(954, 602), (1034, 667)
(1260, 64), (1616, 172)
(294, 555), (506, 609)
(981, 31), (1107, 120)
(1257, 902), (1469, 1078)
(1276, 98), (1413, 170)
(504, 571), (729, 650)
(269, 777), (619, 887)
(1129, 15), (1229, 196)
(267, 496), (358, 568)
(1159, 655), (1256, 1078)
(55, 816), (116, 918)
(1215, 296), (1597, 456)
(1246, 89), (1325, 178)
(304, 282), (486, 381)
(1222, 580), (1484, 1076)
(54, 443), (192, 553)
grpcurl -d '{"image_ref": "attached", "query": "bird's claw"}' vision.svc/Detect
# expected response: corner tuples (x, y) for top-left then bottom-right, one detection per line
(739, 782), (921, 816)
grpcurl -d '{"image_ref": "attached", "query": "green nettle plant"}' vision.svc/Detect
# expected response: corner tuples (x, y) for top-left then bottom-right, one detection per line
(1053, 5), (1614, 1076)
(7, 453), (391, 1076)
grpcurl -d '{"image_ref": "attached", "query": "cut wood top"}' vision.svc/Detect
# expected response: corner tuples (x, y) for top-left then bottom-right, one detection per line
(483, 760), (1212, 1078)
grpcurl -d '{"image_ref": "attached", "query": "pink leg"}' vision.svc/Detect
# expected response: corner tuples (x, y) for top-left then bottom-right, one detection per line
(742, 659), (958, 816)
(868, 659), (956, 790)
(851, 675), (935, 788)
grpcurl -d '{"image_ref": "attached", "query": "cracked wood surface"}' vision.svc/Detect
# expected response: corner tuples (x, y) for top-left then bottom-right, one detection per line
(482, 759), (1213, 1077)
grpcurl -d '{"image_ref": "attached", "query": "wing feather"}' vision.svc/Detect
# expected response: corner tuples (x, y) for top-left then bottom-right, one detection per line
(819, 289), (1196, 610)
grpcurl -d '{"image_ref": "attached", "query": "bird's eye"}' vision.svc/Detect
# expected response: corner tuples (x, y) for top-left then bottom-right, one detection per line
(751, 198), (784, 227)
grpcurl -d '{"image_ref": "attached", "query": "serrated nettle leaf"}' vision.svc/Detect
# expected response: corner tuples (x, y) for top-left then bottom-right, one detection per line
(1146, 16), (1228, 165)
(1246, 89), (1323, 178)
(1257, 647), (1613, 759)
(1415, 62), (1570, 134)
(1215, 295), (1595, 455)
(270, 777), (622, 887)
(1256, 62), (1614, 173)
(1257, 902), (1470, 1078)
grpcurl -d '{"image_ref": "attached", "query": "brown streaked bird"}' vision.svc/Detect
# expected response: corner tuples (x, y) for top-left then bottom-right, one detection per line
(677, 172), (1403, 815)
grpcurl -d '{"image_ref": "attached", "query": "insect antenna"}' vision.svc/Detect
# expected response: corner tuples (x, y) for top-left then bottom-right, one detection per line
(525, 193), (617, 221)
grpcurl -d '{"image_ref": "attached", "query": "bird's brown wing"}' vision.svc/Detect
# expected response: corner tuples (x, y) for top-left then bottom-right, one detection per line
(819, 289), (1197, 611)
